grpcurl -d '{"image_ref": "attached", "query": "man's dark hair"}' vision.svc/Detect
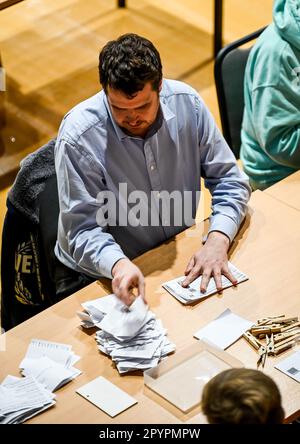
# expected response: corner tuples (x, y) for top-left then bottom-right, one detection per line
(99, 33), (162, 96)
(201, 368), (285, 424)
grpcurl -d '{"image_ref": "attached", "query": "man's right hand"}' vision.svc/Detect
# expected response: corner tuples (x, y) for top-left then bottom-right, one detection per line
(112, 258), (146, 306)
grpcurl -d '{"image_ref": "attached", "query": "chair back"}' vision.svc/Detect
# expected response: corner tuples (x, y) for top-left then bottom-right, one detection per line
(214, 27), (266, 158)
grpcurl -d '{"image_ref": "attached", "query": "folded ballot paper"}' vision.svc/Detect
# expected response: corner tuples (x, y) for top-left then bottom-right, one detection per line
(77, 294), (120, 328)
(194, 309), (254, 350)
(0, 375), (55, 424)
(19, 339), (82, 392)
(162, 262), (248, 304)
(78, 294), (175, 374)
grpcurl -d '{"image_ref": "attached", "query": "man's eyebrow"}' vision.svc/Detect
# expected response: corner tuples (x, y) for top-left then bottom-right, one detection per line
(136, 102), (151, 109)
(110, 101), (151, 111)
(110, 104), (125, 110)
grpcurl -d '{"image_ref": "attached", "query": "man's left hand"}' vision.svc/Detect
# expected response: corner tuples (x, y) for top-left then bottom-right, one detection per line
(181, 231), (237, 293)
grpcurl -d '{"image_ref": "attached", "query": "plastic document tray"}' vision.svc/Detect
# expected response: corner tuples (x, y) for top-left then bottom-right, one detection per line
(144, 341), (243, 413)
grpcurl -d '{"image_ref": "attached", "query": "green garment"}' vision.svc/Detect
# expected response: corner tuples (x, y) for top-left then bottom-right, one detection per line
(240, 0), (300, 190)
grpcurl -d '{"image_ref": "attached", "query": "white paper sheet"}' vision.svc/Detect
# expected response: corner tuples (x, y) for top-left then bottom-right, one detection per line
(275, 350), (300, 383)
(81, 294), (121, 325)
(19, 339), (81, 393)
(78, 294), (175, 374)
(21, 356), (79, 392)
(76, 376), (137, 417)
(111, 337), (164, 360)
(194, 308), (253, 349)
(163, 262), (248, 304)
(19, 339), (72, 368)
(0, 375), (55, 417)
(98, 296), (151, 340)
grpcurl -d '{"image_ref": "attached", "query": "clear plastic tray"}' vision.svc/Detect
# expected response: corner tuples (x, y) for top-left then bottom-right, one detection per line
(144, 341), (243, 413)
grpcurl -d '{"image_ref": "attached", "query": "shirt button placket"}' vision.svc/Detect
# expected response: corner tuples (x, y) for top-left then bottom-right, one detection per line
(144, 141), (166, 234)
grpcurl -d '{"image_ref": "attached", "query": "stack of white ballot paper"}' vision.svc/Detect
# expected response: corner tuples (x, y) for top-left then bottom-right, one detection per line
(78, 294), (175, 374)
(19, 339), (82, 392)
(0, 375), (55, 424)
(77, 294), (120, 328)
(162, 262), (248, 304)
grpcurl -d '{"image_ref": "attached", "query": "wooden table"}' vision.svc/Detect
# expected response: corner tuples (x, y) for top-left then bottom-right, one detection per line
(264, 170), (300, 212)
(1, 190), (300, 423)
(0, 0), (23, 11)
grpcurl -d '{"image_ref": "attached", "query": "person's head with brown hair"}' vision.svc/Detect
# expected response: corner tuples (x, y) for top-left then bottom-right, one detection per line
(201, 368), (284, 424)
(98, 33), (163, 138)
(99, 33), (162, 96)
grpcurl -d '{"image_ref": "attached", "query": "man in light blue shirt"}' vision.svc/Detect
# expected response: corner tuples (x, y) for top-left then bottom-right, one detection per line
(55, 33), (251, 305)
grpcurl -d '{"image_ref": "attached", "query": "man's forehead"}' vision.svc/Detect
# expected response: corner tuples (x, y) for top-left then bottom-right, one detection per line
(107, 83), (156, 108)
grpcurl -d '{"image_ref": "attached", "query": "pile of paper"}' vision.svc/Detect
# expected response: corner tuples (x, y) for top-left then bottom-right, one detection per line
(19, 339), (82, 392)
(78, 294), (175, 374)
(77, 294), (119, 328)
(0, 375), (55, 424)
(163, 262), (248, 304)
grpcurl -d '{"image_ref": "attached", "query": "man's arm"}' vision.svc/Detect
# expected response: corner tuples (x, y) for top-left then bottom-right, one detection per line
(55, 139), (144, 304)
(55, 138), (126, 278)
(182, 96), (251, 292)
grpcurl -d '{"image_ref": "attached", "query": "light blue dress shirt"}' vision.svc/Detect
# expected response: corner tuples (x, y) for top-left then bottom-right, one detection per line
(55, 79), (251, 279)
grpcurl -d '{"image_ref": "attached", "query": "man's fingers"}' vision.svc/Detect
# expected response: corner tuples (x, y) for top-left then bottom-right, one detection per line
(201, 266), (236, 294)
(184, 257), (195, 276)
(222, 268), (238, 285)
(112, 276), (121, 298)
(200, 270), (211, 293)
(213, 268), (223, 292)
(118, 277), (137, 306)
(138, 279), (146, 303)
(121, 291), (136, 306)
(182, 266), (201, 287)
(111, 261), (146, 306)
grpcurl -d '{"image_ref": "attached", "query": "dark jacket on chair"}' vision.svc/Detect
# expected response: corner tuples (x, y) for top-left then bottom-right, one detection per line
(1, 139), (94, 331)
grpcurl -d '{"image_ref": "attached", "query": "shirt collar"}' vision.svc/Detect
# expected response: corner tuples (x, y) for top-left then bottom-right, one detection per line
(160, 100), (175, 122)
(103, 91), (175, 141)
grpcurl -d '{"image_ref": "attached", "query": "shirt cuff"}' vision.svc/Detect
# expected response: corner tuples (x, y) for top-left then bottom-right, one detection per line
(207, 214), (238, 243)
(98, 249), (127, 279)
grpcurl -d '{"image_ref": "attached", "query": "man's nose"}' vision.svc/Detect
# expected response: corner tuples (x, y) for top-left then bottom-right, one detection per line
(126, 110), (138, 121)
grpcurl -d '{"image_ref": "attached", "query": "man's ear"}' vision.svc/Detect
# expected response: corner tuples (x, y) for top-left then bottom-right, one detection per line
(158, 80), (162, 92)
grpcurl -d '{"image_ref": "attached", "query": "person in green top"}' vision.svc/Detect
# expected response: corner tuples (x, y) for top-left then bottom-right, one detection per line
(240, 0), (300, 190)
